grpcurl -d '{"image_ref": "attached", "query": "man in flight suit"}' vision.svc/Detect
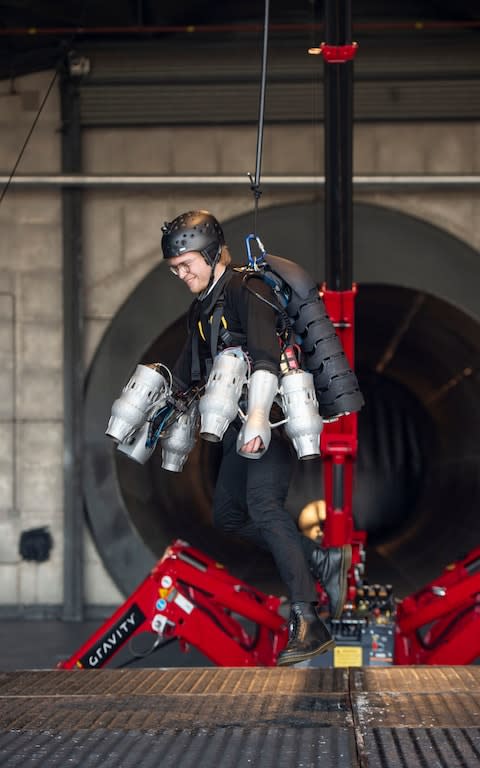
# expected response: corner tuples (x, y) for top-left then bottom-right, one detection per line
(162, 209), (352, 665)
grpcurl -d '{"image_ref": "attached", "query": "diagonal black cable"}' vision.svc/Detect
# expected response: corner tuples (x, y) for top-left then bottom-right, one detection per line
(0, 0), (89, 208)
(0, 66), (59, 206)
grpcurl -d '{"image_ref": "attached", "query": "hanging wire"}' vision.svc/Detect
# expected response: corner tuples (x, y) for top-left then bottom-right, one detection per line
(0, 68), (59, 206)
(248, 0), (270, 235)
(0, 0), (88, 208)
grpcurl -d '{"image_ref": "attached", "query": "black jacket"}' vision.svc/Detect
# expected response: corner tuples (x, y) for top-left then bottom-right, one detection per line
(173, 267), (281, 390)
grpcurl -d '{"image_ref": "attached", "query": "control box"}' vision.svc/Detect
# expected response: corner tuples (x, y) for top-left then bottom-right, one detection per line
(309, 582), (396, 668)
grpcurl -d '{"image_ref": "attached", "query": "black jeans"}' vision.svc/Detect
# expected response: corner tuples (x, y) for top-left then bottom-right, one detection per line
(213, 422), (318, 603)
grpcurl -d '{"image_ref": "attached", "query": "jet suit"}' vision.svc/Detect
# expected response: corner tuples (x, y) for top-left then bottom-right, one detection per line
(107, 209), (355, 665)
(173, 267), (320, 604)
(157, 209), (354, 665)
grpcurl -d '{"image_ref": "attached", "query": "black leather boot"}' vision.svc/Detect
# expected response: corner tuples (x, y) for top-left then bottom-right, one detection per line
(277, 602), (334, 666)
(310, 545), (352, 619)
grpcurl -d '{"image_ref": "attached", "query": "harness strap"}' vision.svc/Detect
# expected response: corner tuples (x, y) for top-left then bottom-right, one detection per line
(190, 269), (235, 380)
(209, 304), (224, 361)
(190, 302), (202, 382)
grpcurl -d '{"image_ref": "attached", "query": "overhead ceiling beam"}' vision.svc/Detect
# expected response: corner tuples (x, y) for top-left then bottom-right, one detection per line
(2, 173), (480, 189)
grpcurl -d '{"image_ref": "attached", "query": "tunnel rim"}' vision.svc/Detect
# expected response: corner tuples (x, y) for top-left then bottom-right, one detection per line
(83, 199), (480, 596)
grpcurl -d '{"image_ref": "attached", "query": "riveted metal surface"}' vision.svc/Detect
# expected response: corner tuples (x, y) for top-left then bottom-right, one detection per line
(351, 666), (480, 693)
(0, 667), (349, 697)
(0, 727), (357, 768)
(361, 727), (480, 768)
(0, 693), (351, 731)
(2, 668), (480, 767)
(0, 669), (357, 767)
(352, 691), (480, 728)
(350, 667), (480, 768)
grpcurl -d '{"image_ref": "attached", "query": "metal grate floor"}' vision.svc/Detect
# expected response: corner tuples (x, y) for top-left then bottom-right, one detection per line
(1, 667), (479, 767)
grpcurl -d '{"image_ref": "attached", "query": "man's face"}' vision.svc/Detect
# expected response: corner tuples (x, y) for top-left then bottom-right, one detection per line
(167, 250), (212, 294)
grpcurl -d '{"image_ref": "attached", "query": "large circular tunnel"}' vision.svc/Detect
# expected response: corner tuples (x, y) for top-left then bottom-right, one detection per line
(84, 201), (480, 598)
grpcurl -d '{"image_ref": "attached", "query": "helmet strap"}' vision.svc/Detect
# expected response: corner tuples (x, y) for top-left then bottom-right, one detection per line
(197, 245), (223, 301)
(201, 242), (222, 267)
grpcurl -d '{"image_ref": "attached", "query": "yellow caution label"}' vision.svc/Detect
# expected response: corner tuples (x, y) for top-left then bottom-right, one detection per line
(334, 645), (363, 667)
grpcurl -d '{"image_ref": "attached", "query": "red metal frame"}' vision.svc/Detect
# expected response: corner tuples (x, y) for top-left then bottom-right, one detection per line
(394, 547), (480, 665)
(60, 283), (480, 669)
(58, 538), (480, 669)
(58, 285), (365, 671)
(308, 43), (359, 63)
(320, 42), (358, 63)
(58, 540), (288, 669)
(320, 286), (364, 575)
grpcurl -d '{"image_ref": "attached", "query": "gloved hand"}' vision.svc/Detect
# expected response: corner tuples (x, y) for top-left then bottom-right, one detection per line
(237, 369), (278, 459)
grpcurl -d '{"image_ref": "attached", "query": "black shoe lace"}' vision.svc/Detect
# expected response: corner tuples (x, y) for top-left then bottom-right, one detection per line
(288, 610), (299, 641)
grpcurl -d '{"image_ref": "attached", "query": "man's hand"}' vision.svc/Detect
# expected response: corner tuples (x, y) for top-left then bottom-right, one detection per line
(240, 435), (265, 454)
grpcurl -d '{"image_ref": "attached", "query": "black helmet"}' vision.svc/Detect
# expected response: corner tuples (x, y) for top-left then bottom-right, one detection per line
(161, 210), (225, 265)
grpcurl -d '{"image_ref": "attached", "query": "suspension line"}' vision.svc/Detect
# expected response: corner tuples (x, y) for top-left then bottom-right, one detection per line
(248, 0), (270, 235)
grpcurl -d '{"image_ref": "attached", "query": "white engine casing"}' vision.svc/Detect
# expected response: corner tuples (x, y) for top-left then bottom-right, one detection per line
(279, 369), (323, 459)
(198, 348), (248, 442)
(106, 364), (169, 444)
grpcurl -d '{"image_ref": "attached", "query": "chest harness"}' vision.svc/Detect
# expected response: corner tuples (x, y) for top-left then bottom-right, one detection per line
(188, 237), (363, 421)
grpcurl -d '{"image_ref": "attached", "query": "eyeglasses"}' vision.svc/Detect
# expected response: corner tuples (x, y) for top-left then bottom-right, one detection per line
(168, 256), (200, 278)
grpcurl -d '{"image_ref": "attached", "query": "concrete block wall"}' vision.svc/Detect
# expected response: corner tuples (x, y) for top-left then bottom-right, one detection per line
(0, 68), (479, 610)
(0, 72), (64, 610)
(354, 122), (480, 251)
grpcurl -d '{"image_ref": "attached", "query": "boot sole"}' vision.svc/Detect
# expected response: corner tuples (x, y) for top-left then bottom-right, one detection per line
(332, 545), (352, 620)
(277, 638), (335, 666)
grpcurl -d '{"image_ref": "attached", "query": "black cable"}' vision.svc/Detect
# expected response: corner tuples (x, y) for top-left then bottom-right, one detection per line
(177, 580), (261, 653)
(0, 67), (59, 206)
(243, 281), (283, 316)
(116, 635), (177, 668)
(1, 0), (89, 208)
(243, 282), (293, 344)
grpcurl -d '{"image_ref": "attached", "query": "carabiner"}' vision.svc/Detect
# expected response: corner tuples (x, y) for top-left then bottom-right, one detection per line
(245, 233), (267, 270)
